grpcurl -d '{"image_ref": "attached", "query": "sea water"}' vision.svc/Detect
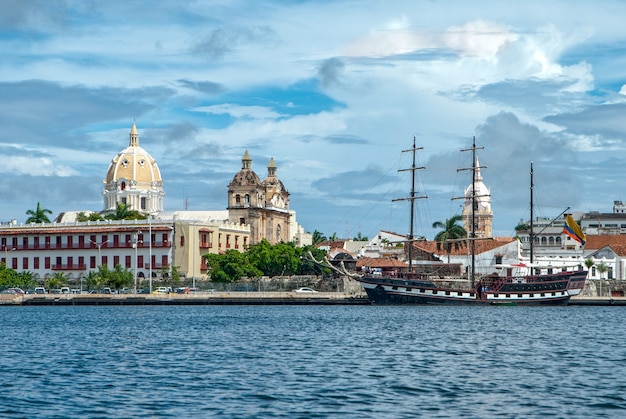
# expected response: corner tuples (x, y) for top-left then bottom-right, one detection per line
(1, 305), (625, 418)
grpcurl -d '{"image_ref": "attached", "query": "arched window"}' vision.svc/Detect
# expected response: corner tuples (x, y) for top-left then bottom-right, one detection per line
(245, 194), (250, 205)
(235, 194), (241, 204)
(121, 181), (126, 191)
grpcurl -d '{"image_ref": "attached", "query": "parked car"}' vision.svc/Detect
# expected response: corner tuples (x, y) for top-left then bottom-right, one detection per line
(1, 288), (24, 295)
(294, 287), (318, 293)
(34, 287), (47, 294)
(101, 287), (112, 294)
(60, 287), (70, 294)
(120, 287), (131, 294)
(8, 287), (25, 295)
(153, 287), (171, 294)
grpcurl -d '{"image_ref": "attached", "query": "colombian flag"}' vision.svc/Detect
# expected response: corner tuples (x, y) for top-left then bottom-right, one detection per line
(563, 214), (586, 245)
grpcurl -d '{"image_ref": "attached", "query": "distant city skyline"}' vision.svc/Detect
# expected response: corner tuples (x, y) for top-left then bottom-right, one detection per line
(1, 1), (626, 240)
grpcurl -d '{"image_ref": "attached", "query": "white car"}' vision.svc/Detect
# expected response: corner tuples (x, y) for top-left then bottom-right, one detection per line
(294, 287), (318, 293)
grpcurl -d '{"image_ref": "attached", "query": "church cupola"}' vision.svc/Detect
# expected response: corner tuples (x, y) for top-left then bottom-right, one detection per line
(102, 121), (164, 215)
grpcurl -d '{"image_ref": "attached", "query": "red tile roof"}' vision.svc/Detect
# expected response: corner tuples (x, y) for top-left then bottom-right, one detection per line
(413, 237), (517, 256)
(584, 235), (626, 256)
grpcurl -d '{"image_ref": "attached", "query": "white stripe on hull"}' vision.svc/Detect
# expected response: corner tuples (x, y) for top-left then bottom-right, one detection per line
(361, 282), (573, 304)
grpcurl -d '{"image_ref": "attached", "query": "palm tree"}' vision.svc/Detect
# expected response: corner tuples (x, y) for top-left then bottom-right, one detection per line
(25, 202), (53, 223)
(432, 215), (467, 263)
(105, 203), (146, 220)
(596, 262), (609, 296)
(312, 230), (327, 245)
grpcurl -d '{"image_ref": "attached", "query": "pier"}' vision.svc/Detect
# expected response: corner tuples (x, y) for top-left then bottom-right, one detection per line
(0, 291), (371, 306)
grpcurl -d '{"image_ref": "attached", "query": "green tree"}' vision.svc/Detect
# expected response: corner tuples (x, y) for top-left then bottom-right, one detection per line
(0, 263), (21, 289)
(108, 264), (133, 290)
(83, 271), (102, 291)
(105, 203), (147, 221)
(47, 272), (67, 289)
(514, 222), (530, 232)
(353, 232), (368, 241)
(312, 230), (327, 245)
(246, 239), (301, 277)
(205, 250), (262, 282)
(432, 215), (467, 263)
(298, 245), (330, 276)
(25, 202), (53, 224)
(76, 212), (104, 222)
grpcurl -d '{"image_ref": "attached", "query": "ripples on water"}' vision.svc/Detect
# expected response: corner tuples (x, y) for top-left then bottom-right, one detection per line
(1, 305), (625, 418)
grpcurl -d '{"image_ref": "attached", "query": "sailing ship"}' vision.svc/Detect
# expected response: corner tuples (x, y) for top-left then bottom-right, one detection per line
(354, 137), (588, 305)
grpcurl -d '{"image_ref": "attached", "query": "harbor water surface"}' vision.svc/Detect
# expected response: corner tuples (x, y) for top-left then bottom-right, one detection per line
(1, 305), (625, 418)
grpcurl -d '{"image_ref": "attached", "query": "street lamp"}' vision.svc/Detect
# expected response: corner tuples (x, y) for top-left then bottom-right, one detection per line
(133, 231), (142, 293)
(149, 216), (152, 294)
(89, 239), (109, 266)
(4, 245), (15, 267)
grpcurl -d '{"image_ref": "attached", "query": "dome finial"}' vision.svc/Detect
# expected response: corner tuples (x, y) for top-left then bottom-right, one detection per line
(242, 150), (252, 170)
(129, 120), (139, 146)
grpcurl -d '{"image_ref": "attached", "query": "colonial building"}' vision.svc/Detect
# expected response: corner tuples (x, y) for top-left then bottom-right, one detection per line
(0, 121), (321, 287)
(227, 151), (291, 245)
(0, 123), (252, 288)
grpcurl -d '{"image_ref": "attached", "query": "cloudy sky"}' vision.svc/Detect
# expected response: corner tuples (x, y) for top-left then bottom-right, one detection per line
(1, 0), (625, 240)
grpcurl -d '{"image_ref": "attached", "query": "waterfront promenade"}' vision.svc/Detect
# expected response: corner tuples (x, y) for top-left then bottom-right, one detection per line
(1, 292), (624, 306)
(0, 291), (371, 306)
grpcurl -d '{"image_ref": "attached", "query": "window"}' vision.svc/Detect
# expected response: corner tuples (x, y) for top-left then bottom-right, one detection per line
(114, 256), (120, 267)
(138, 255), (144, 268)
(102, 256), (108, 267)
(495, 255), (503, 265)
(180, 235), (185, 246)
(90, 256), (96, 269)
(141, 197), (147, 210)
(34, 257), (39, 269)
(22, 257), (28, 269)
(235, 194), (241, 204)
(161, 255), (168, 267)
(125, 255), (131, 268)
(45, 257), (50, 269)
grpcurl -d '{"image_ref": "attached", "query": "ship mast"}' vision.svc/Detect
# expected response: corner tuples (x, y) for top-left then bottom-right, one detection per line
(393, 136), (426, 272)
(456, 136), (487, 287)
(530, 161), (534, 264)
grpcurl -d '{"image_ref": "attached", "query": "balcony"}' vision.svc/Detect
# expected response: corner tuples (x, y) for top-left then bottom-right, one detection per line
(51, 264), (87, 271)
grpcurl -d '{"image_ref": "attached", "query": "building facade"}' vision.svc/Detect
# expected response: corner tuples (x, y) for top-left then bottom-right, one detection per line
(227, 151), (291, 245)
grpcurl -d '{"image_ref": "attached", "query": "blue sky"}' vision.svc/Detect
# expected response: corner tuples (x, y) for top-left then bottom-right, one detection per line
(1, 0), (626, 240)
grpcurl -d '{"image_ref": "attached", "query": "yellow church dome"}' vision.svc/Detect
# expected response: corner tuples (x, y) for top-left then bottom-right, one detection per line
(102, 121), (164, 213)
